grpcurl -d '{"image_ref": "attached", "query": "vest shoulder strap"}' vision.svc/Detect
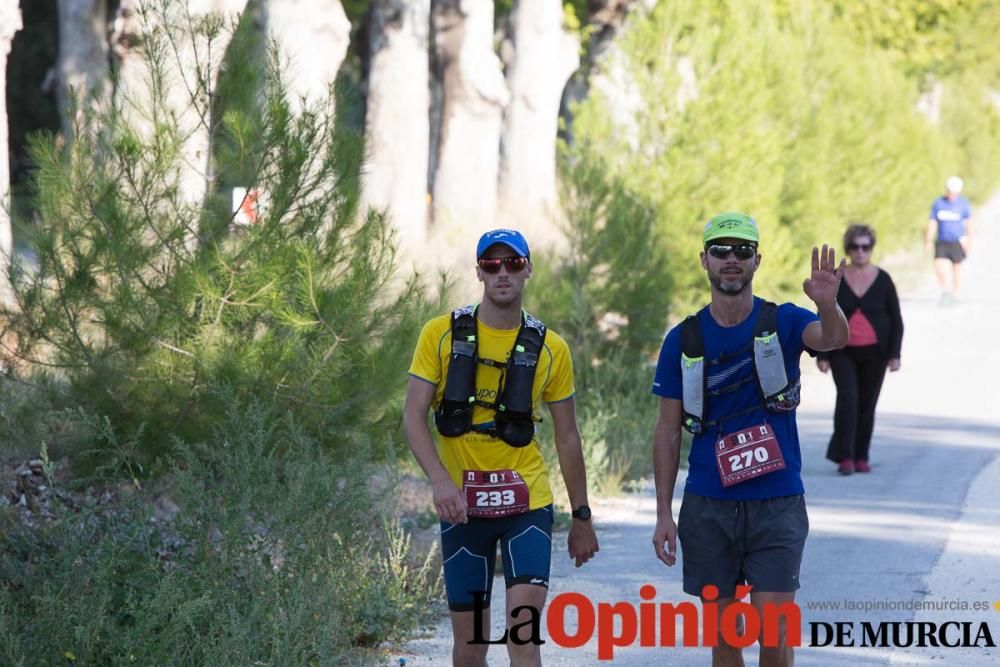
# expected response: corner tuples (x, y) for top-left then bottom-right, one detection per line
(679, 313), (704, 359)
(751, 300), (793, 402)
(517, 311), (547, 356)
(754, 300), (778, 337)
(451, 304), (477, 341)
(679, 311), (707, 433)
(492, 310), (546, 446)
(440, 305), (478, 404)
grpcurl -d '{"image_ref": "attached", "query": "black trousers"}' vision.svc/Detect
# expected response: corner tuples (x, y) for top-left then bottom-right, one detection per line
(825, 345), (887, 463)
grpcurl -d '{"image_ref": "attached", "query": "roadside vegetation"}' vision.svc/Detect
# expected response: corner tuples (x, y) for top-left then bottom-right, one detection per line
(0, 9), (440, 663)
(1, 0), (999, 662)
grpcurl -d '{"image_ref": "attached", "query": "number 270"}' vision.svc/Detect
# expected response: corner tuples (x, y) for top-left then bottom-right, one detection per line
(728, 447), (769, 471)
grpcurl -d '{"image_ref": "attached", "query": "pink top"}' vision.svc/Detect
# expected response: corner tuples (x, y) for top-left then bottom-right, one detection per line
(847, 310), (878, 347)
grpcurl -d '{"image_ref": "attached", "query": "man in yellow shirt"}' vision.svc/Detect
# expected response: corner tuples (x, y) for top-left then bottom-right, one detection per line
(404, 229), (599, 667)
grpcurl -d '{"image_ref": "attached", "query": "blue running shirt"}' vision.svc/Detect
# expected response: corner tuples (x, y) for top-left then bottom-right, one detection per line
(930, 196), (972, 243)
(652, 297), (818, 500)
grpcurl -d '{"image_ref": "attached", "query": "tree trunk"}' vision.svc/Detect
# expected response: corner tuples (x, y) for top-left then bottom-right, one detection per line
(431, 0), (508, 253)
(56, 0), (111, 139)
(361, 0), (432, 260)
(497, 0), (578, 232)
(259, 0), (350, 237)
(560, 0), (643, 149)
(112, 0), (247, 251)
(258, 0), (351, 115)
(0, 0), (21, 308)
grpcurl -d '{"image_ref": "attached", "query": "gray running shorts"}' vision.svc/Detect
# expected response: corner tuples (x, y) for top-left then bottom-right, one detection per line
(677, 492), (808, 598)
(935, 240), (966, 264)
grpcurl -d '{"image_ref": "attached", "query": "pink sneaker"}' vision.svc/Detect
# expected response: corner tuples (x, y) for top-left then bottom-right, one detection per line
(854, 460), (871, 473)
(837, 460), (854, 475)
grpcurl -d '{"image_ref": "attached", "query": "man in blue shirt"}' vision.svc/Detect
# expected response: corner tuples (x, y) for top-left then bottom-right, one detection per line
(926, 176), (973, 302)
(651, 212), (848, 667)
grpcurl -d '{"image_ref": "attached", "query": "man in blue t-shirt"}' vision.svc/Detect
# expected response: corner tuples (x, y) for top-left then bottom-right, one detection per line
(651, 212), (848, 667)
(926, 176), (973, 302)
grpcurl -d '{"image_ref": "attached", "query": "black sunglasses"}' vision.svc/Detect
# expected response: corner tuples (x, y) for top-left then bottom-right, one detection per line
(847, 243), (873, 252)
(478, 256), (528, 274)
(706, 244), (757, 260)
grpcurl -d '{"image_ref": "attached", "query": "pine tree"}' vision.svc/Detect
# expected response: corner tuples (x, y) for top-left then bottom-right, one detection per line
(1, 0), (428, 469)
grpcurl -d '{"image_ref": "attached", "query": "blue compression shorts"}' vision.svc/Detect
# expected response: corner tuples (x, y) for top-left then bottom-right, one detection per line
(440, 504), (553, 611)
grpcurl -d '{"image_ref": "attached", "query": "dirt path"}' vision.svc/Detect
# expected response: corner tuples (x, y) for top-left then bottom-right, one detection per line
(397, 193), (1000, 666)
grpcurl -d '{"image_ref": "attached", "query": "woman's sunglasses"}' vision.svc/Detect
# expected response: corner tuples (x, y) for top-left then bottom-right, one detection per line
(847, 243), (873, 252)
(478, 256), (528, 274)
(706, 244), (757, 260)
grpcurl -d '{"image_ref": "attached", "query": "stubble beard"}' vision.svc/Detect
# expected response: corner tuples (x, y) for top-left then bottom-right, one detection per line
(709, 271), (751, 295)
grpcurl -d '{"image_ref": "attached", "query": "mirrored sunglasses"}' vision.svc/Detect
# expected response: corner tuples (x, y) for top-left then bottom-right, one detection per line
(478, 256), (528, 274)
(706, 244), (757, 260)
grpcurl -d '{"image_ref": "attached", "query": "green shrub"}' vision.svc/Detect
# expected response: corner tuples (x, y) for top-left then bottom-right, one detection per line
(0, 397), (441, 665)
(529, 155), (671, 494)
(0, 7), (441, 657)
(0, 2), (429, 471)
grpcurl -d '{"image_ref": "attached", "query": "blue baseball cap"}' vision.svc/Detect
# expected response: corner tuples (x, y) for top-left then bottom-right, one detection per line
(476, 229), (531, 260)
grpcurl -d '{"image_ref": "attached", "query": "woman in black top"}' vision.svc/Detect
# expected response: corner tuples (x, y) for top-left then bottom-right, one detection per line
(818, 224), (904, 475)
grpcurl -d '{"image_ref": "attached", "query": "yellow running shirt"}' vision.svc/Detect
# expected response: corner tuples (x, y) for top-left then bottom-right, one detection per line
(408, 310), (575, 511)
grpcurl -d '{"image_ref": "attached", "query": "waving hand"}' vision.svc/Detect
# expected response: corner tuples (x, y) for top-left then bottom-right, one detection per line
(802, 244), (846, 307)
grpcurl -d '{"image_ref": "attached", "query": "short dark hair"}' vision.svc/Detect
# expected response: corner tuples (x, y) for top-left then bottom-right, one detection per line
(844, 223), (876, 250)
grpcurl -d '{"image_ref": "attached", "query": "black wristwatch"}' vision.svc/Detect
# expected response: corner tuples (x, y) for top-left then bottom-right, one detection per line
(571, 505), (592, 521)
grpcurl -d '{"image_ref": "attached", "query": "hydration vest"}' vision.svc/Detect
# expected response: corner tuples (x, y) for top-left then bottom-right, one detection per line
(434, 305), (547, 447)
(680, 300), (800, 435)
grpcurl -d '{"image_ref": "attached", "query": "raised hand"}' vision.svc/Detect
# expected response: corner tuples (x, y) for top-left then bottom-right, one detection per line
(802, 244), (846, 308)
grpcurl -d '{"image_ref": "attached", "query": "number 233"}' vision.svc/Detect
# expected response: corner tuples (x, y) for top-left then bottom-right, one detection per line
(475, 490), (516, 507)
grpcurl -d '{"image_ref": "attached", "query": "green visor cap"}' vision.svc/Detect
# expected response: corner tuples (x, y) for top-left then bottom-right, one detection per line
(703, 212), (760, 245)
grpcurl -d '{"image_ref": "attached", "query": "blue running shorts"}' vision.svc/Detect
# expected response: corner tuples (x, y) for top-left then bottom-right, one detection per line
(440, 504), (554, 611)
